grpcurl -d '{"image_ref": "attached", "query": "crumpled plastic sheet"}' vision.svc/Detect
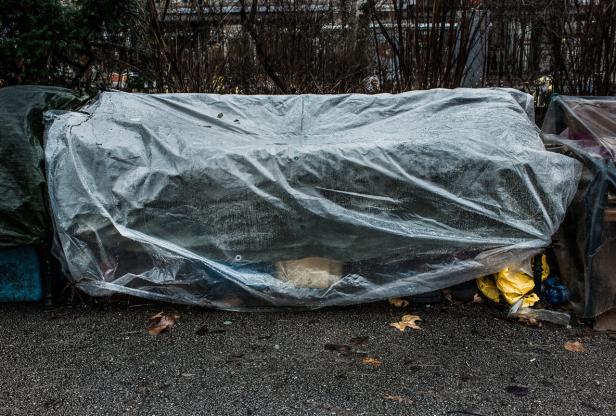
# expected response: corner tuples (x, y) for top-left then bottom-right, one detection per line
(542, 96), (616, 318)
(542, 95), (616, 158)
(45, 88), (581, 310)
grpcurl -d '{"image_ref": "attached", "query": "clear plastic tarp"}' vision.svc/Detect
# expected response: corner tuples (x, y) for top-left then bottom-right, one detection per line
(543, 95), (616, 158)
(543, 95), (616, 318)
(45, 88), (580, 310)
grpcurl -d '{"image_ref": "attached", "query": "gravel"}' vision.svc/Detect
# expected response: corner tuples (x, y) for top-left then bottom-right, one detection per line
(1, 300), (614, 416)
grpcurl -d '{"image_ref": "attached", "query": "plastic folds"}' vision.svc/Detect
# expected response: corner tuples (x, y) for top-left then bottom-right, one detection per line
(45, 89), (580, 309)
(543, 95), (616, 318)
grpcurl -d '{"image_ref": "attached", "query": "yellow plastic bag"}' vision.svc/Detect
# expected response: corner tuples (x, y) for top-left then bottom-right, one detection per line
(496, 267), (536, 306)
(476, 276), (500, 303)
(477, 255), (548, 308)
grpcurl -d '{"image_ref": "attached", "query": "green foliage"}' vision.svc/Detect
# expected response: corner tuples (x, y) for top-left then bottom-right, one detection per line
(1, 0), (71, 85)
(0, 0), (136, 88)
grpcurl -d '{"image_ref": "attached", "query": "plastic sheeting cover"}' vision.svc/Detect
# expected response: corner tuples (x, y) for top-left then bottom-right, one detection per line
(0, 85), (85, 247)
(543, 95), (616, 158)
(45, 88), (580, 309)
(543, 95), (616, 318)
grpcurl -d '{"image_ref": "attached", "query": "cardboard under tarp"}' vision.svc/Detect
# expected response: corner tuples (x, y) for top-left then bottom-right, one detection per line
(45, 88), (580, 309)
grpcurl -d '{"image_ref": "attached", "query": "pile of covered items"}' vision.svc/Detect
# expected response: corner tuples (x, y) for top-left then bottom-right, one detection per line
(42, 88), (581, 310)
(0, 86), (85, 302)
(542, 95), (616, 323)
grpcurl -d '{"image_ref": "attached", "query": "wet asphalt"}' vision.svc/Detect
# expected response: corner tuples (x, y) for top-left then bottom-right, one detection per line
(1, 300), (615, 416)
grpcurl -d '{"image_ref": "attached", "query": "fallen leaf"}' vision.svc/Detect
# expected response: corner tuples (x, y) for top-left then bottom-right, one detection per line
(390, 314), (422, 332)
(527, 317), (541, 327)
(388, 298), (409, 308)
(361, 356), (382, 367)
(147, 311), (178, 335)
(516, 315), (541, 327)
(564, 340), (585, 352)
(384, 394), (413, 404)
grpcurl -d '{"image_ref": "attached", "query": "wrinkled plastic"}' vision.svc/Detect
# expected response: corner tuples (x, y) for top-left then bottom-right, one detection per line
(543, 95), (616, 318)
(543, 134), (616, 318)
(476, 255), (548, 308)
(496, 269), (539, 308)
(543, 95), (616, 158)
(45, 88), (581, 310)
(477, 275), (501, 303)
(508, 298), (571, 327)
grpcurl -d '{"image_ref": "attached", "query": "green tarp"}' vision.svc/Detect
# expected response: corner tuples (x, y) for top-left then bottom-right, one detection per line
(0, 85), (85, 247)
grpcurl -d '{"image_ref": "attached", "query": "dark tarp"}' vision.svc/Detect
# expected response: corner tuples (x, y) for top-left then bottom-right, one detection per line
(45, 88), (580, 310)
(543, 95), (616, 318)
(0, 85), (85, 247)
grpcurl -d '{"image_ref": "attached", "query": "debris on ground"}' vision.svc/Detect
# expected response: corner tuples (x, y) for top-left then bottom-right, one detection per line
(564, 340), (586, 353)
(388, 298), (409, 308)
(325, 339), (382, 368)
(195, 325), (226, 336)
(508, 299), (570, 327)
(349, 336), (369, 346)
(361, 356), (382, 367)
(147, 311), (179, 335)
(390, 314), (422, 332)
(324, 343), (352, 354)
(383, 395), (413, 404)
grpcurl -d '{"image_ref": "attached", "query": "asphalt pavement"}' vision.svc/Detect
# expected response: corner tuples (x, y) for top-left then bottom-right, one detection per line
(1, 299), (615, 416)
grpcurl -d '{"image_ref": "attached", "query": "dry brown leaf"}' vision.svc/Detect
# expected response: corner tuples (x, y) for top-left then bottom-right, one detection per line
(564, 340), (585, 353)
(147, 311), (179, 335)
(388, 298), (409, 308)
(390, 314), (422, 332)
(384, 395), (414, 405)
(515, 315), (541, 327)
(361, 356), (382, 367)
